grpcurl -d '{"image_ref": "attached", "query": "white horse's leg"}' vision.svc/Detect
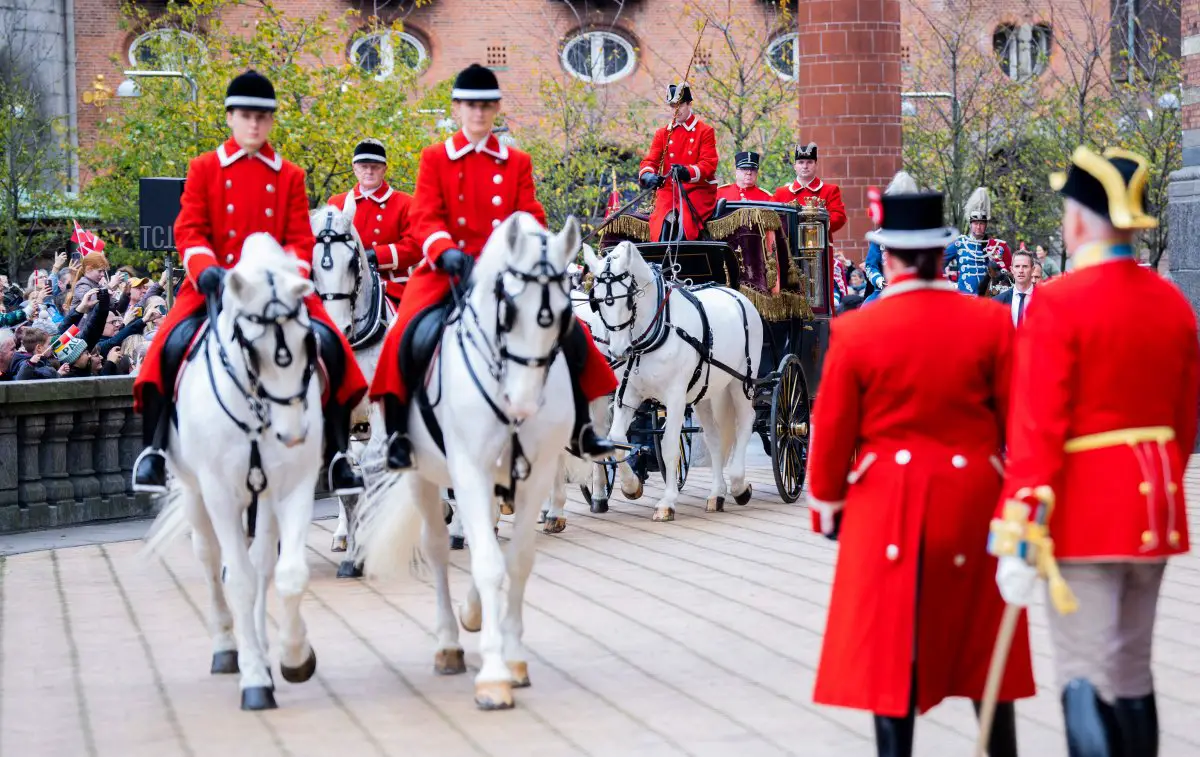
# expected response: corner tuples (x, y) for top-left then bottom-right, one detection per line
(412, 476), (465, 676)
(204, 493), (275, 709)
(331, 497), (349, 552)
(542, 457), (568, 533)
(274, 484), (318, 684)
(652, 391), (688, 522)
(185, 487), (239, 674)
(727, 386), (757, 505)
(693, 398), (728, 512)
(335, 493), (365, 578)
(502, 463), (552, 688)
(247, 506), (277, 663)
(448, 492), (466, 550)
(610, 397), (643, 500)
(450, 463), (513, 709)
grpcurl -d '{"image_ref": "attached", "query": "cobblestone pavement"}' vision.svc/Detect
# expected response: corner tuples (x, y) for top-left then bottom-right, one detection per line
(2, 453), (1200, 757)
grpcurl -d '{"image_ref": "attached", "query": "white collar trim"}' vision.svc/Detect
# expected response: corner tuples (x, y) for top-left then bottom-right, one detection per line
(444, 133), (509, 162)
(880, 279), (958, 299)
(679, 114), (698, 132)
(356, 184), (394, 203)
(217, 143), (282, 171)
(791, 178), (823, 193)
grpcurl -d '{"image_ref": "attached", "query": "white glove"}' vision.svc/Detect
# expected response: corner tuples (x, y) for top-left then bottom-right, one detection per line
(995, 556), (1039, 607)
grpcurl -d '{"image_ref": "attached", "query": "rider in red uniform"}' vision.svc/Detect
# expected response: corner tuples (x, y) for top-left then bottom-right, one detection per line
(132, 70), (368, 495)
(370, 64), (617, 470)
(637, 82), (719, 242)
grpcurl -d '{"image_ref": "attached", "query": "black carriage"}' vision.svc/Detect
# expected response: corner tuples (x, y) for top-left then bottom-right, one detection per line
(587, 197), (835, 506)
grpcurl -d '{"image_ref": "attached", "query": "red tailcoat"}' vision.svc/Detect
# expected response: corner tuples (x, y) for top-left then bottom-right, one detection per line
(715, 184), (773, 203)
(772, 178), (847, 239)
(807, 276), (1035, 717)
(133, 138), (367, 411)
(638, 114), (718, 241)
(1001, 252), (1200, 560)
(370, 131), (617, 404)
(328, 182), (419, 302)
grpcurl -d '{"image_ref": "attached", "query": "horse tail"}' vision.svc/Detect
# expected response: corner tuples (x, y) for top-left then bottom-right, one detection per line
(350, 458), (425, 582)
(138, 483), (190, 561)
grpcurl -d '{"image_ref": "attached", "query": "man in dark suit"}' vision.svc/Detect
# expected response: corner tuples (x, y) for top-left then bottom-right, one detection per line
(994, 249), (1036, 327)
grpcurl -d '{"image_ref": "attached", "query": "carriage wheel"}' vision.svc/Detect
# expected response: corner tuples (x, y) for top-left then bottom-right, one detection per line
(654, 407), (694, 490)
(580, 463), (617, 513)
(770, 354), (810, 503)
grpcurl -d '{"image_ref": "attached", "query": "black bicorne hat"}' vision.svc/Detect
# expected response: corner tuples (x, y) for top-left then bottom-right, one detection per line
(353, 138), (387, 164)
(735, 151), (760, 170)
(1051, 147), (1157, 231)
(225, 70), (277, 112)
(793, 142), (818, 161)
(667, 82), (693, 104)
(865, 191), (958, 250)
(452, 63), (501, 101)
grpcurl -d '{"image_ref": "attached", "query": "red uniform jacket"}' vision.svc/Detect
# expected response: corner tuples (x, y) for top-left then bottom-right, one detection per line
(328, 182), (419, 301)
(772, 178), (847, 238)
(638, 114), (718, 242)
(807, 276), (1034, 717)
(135, 138), (367, 411)
(715, 184), (773, 203)
(1002, 252), (1200, 560)
(411, 131), (545, 264)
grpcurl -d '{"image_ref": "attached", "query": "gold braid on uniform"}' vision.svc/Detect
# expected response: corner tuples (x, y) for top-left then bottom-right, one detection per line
(704, 207), (783, 240)
(600, 215), (651, 242)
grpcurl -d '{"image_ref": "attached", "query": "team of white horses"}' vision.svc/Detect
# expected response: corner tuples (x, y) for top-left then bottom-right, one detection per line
(141, 203), (762, 712)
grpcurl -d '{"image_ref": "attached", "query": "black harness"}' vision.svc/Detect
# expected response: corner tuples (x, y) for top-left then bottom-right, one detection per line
(316, 210), (361, 305)
(314, 209), (389, 349)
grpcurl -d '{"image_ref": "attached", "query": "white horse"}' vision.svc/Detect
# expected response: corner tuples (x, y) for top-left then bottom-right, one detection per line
(582, 241), (764, 521)
(352, 212), (578, 711)
(308, 199), (394, 571)
(141, 234), (323, 710)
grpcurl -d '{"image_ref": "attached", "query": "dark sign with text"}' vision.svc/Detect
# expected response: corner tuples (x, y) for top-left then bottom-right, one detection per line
(138, 177), (186, 251)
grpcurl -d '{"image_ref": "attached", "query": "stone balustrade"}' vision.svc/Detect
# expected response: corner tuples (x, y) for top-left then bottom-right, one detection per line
(0, 377), (153, 533)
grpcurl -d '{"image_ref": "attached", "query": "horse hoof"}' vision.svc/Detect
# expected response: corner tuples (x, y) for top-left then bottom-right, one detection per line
(459, 603), (482, 633)
(434, 648), (467, 675)
(706, 496), (725, 513)
(652, 507), (675, 522)
(280, 648), (317, 684)
(210, 650), (239, 675)
(734, 484), (753, 506)
(449, 535), (466, 550)
(508, 661), (531, 688)
(542, 517), (567, 534)
(330, 535), (348, 553)
(337, 560), (363, 579)
(590, 498), (609, 514)
(500, 502), (514, 516)
(474, 680), (515, 710)
(241, 686), (278, 711)
(621, 481), (644, 500)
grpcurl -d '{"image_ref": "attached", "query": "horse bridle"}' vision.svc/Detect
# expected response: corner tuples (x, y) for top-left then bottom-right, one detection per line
(588, 256), (641, 331)
(315, 210), (361, 304)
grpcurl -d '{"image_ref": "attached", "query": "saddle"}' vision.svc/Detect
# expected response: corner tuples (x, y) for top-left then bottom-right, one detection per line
(400, 299), (453, 394)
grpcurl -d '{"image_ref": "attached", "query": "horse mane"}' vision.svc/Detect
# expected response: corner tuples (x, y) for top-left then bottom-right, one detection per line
(470, 212), (541, 292)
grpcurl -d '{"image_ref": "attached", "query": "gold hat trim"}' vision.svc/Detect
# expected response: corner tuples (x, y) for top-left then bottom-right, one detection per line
(1052, 146), (1158, 231)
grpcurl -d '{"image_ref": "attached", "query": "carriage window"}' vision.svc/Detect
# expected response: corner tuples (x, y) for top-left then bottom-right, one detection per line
(350, 31), (427, 80)
(128, 28), (206, 72)
(766, 32), (798, 81)
(560, 31), (636, 84)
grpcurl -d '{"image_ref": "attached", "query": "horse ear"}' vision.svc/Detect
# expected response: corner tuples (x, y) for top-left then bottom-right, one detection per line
(288, 274), (315, 301)
(556, 216), (581, 265)
(582, 242), (602, 273)
(225, 269), (247, 302)
(503, 214), (522, 252)
(342, 193), (357, 224)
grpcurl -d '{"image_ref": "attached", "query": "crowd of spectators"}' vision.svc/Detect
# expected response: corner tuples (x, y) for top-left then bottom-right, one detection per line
(0, 251), (170, 382)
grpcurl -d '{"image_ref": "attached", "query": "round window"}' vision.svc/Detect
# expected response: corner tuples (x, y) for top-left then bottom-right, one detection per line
(766, 33), (798, 81)
(561, 31), (636, 84)
(350, 32), (427, 80)
(127, 29), (205, 72)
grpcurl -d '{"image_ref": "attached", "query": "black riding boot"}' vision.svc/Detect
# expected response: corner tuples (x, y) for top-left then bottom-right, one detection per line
(1062, 678), (1122, 757)
(873, 711), (915, 757)
(562, 324), (616, 459)
(383, 395), (413, 470)
(972, 700), (1019, 757)
(1114, 693), (1157, 757)
(311, 320), (364, 494)
(133, 386), (172, 493)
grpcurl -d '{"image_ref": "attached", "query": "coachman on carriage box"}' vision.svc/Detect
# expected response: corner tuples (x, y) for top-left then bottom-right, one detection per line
(636, 81), (718, 242)
(132, 70), (368, 497)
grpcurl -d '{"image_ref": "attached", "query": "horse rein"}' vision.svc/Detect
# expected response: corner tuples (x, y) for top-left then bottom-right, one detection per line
(316, 210), (361, 305)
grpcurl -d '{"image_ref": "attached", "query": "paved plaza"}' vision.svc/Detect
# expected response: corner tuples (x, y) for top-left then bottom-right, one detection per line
(2, 453), (1200, 757)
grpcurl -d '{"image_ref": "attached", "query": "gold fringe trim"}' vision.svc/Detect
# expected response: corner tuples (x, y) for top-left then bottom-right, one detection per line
(739, 286), (812, 322)
(600, 214), (651, 242)
(765, 238), (779, 291)
(706, 207), (783, 240)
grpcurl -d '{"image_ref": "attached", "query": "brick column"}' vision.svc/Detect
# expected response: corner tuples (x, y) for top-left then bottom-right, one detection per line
(795, 0), (902, 260)
(1170, 2), (1200, 450)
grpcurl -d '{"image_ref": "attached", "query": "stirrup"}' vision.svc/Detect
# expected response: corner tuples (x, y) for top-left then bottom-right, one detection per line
(327, 451), (365, 496)
(132, 447), (169, 494)
(572, 423), (618, 461)
(385, 431), (414, 471)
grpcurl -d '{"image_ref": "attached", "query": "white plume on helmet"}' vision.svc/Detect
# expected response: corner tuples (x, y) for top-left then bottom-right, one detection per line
(964, 187), (992, 223)
(885, 170), (919, 195)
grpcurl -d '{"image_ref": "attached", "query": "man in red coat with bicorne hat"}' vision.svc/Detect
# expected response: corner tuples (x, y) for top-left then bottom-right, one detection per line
(132, 69), (368, 497)
(370, 63), (617, 470)
(714, 151), (773, 203)
(327, 138), (419, 305)
(806, 189), (1034, 757)
(990, 146), (1199, 757)
(637, 81), (718, 242)
(772, 142), (847, 239)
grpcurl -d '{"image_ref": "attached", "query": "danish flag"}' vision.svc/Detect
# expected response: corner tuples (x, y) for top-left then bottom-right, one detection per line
(71, 220), (105, 256)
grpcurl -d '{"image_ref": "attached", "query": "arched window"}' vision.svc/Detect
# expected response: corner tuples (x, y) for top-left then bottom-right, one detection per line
(993, 23), (1052, 81)
(127, 29), (205, 72)
(350, 31), (427, 80)
(560, 31), (637, 84)
(766, 32), (798, 81)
